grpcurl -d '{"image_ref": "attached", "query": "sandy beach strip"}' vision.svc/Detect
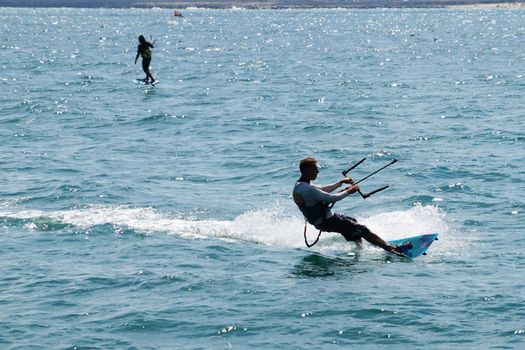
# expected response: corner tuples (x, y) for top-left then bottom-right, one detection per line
(447, 2), (525, 9)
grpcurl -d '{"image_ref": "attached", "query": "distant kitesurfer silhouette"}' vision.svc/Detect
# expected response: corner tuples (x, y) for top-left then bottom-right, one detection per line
(134, 35), (155, 84)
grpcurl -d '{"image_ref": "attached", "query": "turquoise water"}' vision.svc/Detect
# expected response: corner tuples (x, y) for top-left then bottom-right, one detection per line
(1, 7), (524, 349)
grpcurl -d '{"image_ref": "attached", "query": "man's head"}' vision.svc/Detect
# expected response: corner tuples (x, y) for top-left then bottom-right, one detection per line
(299, 157), (319, 181)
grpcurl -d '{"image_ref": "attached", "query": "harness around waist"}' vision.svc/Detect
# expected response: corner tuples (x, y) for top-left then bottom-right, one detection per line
(141, 49), (151, 59)
(299, 203), (327, 226)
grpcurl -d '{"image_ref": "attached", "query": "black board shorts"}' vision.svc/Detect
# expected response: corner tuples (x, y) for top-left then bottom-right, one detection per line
(316, 213), (366, 241)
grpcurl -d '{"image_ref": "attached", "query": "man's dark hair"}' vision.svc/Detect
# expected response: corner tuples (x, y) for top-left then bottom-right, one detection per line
(299, 157), (317, 174)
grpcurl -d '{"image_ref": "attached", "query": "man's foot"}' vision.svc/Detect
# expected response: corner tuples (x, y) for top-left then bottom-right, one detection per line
(387, 245), (407, 257)
(151, 79), (156, 85)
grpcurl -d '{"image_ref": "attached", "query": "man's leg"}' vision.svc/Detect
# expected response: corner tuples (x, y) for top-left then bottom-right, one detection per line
(358, 226), (405, 256)
(142, 59), (151, 83)
(146, 59), (154, 83)
(317, 214), (361, 243)
(320, 214), (405, 256)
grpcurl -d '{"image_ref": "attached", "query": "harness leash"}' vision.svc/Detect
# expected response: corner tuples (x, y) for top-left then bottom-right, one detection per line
(303, 221), (322, 248)
(303, 202), (332, 248)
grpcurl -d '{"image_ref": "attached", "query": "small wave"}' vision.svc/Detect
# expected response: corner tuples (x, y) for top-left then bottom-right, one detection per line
(135, 113), (183, 124)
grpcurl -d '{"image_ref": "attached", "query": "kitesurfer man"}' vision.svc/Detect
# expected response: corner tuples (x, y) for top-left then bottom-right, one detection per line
(293, 157), (406, 257)
(135, 35), (155, 84)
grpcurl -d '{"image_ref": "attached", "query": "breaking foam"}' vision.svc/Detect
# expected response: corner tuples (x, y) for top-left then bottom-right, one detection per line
(1, 202), (451, 254)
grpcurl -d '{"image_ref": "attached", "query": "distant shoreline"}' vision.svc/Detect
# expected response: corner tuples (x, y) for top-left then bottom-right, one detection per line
(446, 2), (525, 8)
(2, 1), (525, 9)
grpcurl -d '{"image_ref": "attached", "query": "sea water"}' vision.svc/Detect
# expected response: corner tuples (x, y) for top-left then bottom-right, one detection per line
(0, 7), (524, 349)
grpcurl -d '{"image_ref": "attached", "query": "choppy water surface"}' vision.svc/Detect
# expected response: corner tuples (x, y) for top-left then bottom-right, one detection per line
(1, 7), (524, 349)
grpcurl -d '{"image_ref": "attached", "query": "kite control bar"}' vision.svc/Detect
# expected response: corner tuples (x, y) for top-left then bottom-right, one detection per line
(341, 158), (397, 199)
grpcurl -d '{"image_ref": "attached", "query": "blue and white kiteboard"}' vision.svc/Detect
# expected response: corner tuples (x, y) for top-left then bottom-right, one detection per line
(388, 233), (439, 258)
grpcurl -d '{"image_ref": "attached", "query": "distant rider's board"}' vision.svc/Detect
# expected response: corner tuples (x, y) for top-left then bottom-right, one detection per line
(388, 233), (439, 258)
(135, 78), (158, 86)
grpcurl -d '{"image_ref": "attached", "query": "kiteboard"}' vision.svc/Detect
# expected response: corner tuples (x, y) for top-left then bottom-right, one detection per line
(135, 78), (158, 86)
(388, 233), (439, 258)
